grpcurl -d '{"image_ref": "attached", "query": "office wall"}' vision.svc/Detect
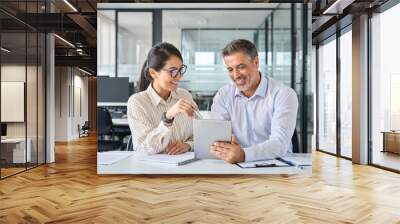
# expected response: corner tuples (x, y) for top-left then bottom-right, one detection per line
(55, 67), (89, 141)
(1, 65), (39, 138)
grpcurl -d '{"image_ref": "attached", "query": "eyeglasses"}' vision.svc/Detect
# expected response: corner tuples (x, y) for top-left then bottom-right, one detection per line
(161, 64), (187, 78)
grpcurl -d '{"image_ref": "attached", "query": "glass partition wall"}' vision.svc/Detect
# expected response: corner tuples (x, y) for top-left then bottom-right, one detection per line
(370, 3), (400, 171)
(0, 5), (46, 179)
(316, 26), (353, 159)
(97, 4), (312, 152)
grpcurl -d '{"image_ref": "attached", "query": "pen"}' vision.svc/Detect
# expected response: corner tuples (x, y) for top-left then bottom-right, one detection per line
(194, 109), (203, 119)
(277, 158), (295, 166)
(254, 163), (277, 167)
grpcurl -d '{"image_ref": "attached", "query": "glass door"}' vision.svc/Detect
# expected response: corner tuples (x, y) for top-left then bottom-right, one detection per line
(317, 36), (337, 155)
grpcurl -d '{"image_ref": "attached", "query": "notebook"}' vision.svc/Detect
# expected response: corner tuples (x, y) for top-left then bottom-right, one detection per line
(136, 152), (196, 166)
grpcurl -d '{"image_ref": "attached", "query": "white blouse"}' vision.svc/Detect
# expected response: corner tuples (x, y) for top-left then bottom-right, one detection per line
(127, 84), (194, 155)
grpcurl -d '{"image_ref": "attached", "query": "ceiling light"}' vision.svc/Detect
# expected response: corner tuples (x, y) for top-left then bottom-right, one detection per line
(1, 47), (11, 53)
(322, 0), (353, 15)
(78, 67), (92, 76)
(63, 0), (78, 12)
(54, 34), (75, 48)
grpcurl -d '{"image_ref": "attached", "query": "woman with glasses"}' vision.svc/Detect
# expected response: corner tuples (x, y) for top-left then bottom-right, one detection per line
(127, 42), (198, 155)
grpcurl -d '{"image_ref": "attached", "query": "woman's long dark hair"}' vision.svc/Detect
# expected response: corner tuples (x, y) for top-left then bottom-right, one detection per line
(139, 42), (183, 92)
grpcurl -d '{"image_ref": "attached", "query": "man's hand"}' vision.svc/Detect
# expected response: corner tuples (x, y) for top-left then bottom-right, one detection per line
(166, 141), (190, 155)
(210, 135), (245, 163)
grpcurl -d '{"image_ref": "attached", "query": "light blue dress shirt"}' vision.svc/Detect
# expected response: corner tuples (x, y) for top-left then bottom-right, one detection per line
(211, 75), (298, 162)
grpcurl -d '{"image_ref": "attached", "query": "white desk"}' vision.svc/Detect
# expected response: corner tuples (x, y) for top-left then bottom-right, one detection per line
(97, 152), (312, 175)
(1, 138), (31, 163)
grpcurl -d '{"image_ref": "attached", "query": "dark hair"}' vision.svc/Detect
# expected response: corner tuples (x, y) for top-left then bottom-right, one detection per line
(222, 39), (258, 60)
(138, 42), (183, 91)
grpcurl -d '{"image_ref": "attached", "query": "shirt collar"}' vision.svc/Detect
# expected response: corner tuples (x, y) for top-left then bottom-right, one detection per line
(146, 83), (178, 107)
(234, 73), (268, 98)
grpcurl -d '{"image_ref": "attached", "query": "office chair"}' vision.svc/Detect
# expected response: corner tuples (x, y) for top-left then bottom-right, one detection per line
(291, 128), (300, 153)
(78, 121), (90, 138)
(97, 107), (120, 151)
(127, 135), (135, 151)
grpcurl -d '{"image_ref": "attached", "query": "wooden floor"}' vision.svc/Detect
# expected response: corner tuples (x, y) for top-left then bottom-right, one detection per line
(1, 135), (400, 223)
(373, 151), (400, 171)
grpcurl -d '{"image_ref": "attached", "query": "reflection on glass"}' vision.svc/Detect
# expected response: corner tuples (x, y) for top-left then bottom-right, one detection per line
(371, 4), (400, 171)
(1, 32), (28, 177)
(318, 37), (337, 154)
(340, 30), (352, 158)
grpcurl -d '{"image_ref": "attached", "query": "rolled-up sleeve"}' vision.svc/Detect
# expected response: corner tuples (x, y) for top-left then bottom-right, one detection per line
(127, 98), (173, 155)
(242, 88), (298, 162)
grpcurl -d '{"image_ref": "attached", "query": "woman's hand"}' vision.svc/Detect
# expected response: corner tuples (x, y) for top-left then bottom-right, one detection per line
(166, 99), (197, 119)
(166, 141), (191, 155)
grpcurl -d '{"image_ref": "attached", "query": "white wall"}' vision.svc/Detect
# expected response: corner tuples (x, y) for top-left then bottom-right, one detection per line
(55, 67), (89, 141)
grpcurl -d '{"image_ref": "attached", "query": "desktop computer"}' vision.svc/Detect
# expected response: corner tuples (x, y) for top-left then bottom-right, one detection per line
(1, 123), (7, 140)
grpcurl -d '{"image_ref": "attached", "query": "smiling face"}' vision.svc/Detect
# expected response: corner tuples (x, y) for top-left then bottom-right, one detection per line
(149, 55), (183, 93)
(223, 51), (260, 97)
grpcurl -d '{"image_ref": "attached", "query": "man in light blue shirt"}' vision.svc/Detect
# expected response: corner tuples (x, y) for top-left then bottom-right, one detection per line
(210, 39), (298, 163)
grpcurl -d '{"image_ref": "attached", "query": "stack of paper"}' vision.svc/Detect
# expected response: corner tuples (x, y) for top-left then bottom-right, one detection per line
(136, 152), (196, 166)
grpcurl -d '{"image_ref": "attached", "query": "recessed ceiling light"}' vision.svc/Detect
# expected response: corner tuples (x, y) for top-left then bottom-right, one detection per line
(63, 0), (78, 12)
(54, 34), (75, 48)
(1, 47), (11, 53)
(78, 67), (92, 76)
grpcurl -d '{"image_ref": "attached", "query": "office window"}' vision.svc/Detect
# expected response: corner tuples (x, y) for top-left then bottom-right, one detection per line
(340, 29), (352, 158)
(371, 3), (400, 171)
(1, 3), (46, 179)
(317, 37), (337, 154)
(162, 10), (271, 109)
(272, 10), (291, 86)
(117, 12), (152, 83)
(195, 52), (215, 71)
(97, 10), (116, 77)
(1, 30), (28, 177)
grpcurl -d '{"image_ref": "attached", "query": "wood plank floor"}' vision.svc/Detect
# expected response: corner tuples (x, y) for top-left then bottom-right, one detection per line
(1, 135), (400, 224)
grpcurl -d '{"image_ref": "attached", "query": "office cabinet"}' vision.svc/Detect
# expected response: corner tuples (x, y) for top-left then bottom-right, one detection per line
(382, 131), (400, 154)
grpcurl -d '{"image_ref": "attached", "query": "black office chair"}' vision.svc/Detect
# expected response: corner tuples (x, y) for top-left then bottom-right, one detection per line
(78, 121), (90, 138)
(127, 135), (135, 151)
(97, 107), (120, 151)
(291, 128), (300, 153)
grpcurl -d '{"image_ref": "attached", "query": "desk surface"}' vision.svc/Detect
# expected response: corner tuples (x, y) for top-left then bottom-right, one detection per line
(98, 152), (312, 175)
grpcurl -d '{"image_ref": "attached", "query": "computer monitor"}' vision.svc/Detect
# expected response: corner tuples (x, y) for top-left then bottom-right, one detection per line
(1, 123), (7, 137)
(97, 76), (130, 103)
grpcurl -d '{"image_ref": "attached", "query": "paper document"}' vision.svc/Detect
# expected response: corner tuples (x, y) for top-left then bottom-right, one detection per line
(136, 152), (196, 166)
(237, 159), (289, 168)
(280, 156), (312, 166)
(97, 151), (135, 165)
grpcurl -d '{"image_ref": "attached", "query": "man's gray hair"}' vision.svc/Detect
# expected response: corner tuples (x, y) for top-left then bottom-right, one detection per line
(222, 39), (258, 59)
